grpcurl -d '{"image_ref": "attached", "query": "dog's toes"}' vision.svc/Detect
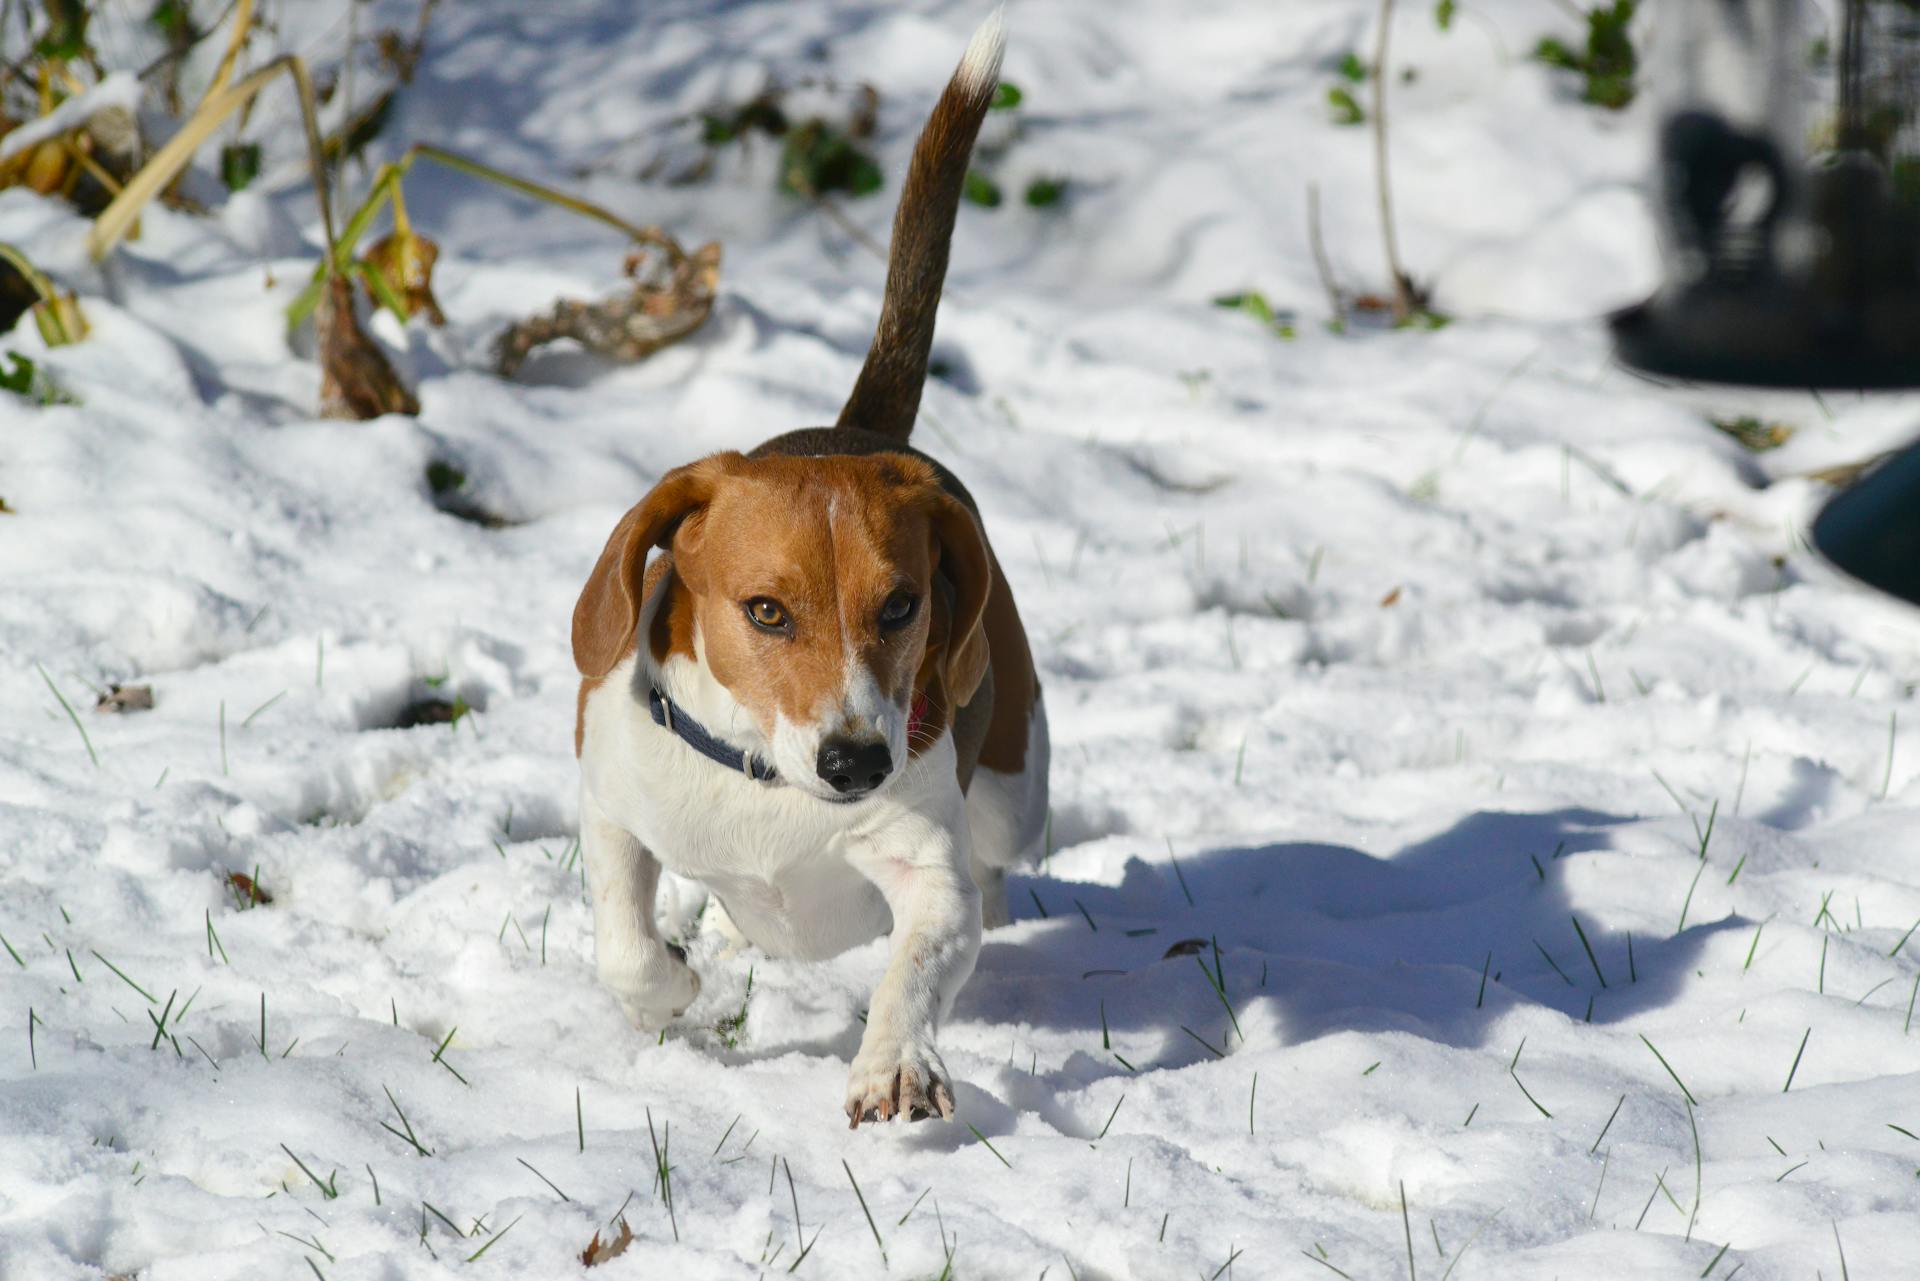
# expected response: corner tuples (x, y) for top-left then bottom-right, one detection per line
(846, 1042), (956, 1127)
(905, 1073), (953, 1122)
(603, 949), (701, 1032)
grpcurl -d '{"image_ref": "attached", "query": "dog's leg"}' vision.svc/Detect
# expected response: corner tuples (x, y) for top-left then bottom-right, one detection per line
(843, 797), (982, 1125)
(582, 795), (700, 1030)
(971, 858), (1010, 929)
(963, 697), (1050, 931)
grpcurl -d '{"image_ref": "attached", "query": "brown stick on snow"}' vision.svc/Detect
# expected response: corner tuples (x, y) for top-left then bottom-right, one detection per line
(1370, 0), (1417, 323)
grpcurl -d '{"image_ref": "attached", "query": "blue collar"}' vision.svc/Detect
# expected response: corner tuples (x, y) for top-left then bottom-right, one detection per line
(647, 687), (779, 783)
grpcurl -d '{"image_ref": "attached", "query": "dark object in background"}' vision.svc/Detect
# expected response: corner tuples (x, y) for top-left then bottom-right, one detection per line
(1610, 0), (1920, 388)
(1604, 2), (1920, 605)
(1812, 443), (1920, 606)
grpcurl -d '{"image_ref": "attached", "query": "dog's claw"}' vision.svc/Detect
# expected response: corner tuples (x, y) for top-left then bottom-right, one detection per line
(844, 1045), (953, 1127)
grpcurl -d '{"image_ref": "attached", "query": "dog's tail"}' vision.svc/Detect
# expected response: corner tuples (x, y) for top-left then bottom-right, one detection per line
(835, 9), (1004, 442)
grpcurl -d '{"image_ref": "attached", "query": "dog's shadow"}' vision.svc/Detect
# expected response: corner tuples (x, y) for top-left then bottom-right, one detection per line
(946, 807), (1734, 1109)
(675, 806), (1737, 1148)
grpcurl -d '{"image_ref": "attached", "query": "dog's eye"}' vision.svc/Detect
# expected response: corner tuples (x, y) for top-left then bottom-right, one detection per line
(879, 591), (918, 630)
(744, 598), (790, 632)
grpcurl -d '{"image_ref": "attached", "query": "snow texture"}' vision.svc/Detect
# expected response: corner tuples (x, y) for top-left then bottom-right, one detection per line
(3, 1), (1919, 1278)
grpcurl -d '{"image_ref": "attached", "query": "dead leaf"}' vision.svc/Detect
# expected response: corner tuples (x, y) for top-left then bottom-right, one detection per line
(1379, 586), (1401, 607)
(23, 140), (69, 195)
(581, 1218), (634, 1267)
(227, 871), (272, 905)
(494, 231), (720, 377)
(94, 683), (153, 713)
(317, 273), (418, 419)
(363, 227), (445, 325)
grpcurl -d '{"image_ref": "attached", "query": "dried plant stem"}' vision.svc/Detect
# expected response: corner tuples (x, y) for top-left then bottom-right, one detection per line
(1369, 0), (1415, 322)
(89, 50), (333, 264)
(287, 142), (684, 329)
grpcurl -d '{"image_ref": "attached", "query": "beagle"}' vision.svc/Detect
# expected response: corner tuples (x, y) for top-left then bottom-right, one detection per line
(571, 10), (1047, 1127)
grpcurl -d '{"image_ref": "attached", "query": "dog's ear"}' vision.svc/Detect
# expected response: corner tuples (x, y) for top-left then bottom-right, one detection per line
(929, 493), (992, 707)
(572, 455), (735, 678)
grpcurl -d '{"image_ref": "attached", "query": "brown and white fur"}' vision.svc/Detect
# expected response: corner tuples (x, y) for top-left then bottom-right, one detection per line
(571, 11), (1047, 1127)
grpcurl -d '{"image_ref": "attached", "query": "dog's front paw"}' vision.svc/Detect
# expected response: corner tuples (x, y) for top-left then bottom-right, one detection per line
(845, 1037), (955, 1127)
(601, 945), (701, 1031)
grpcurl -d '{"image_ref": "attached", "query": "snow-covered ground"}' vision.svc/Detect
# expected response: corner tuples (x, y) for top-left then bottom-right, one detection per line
(5, 1), (1920, 1277)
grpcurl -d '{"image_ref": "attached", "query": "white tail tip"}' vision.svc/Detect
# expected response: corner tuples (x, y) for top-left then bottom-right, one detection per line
(955, 6), (1007, 99)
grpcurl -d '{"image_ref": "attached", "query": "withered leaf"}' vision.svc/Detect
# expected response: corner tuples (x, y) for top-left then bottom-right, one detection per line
(363, 229), (445, 326)
(95, 683), (153, 713)
(581, 1217), (634, 1267)
(1379, 586), (1402, 607)
(494, 230), (720, 377)
(317, 273), (419, 420)
(23, 140), (69, 196)
(227, 871), (272, 905)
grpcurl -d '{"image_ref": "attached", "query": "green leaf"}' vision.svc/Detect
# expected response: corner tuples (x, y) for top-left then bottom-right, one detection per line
(220, 142), (261, 193)
(1435, 0), (1457, 30)
(780, 122), (884, 199)
(1533, 36), (1580, 71)
(1326, 86), (1366, 126)
(1213, 291), (1275, 326)
(1338, 52), (1368, 83)
(0, 350), (72, 406)
(1213, 291), (1298, 340)
(0, 352), (35, 396)
(148, 0), (191, 35)
(1532, 1), (1638, 110)
(1584, 73), (1634, 109)
(1023, 176), (1065, 208)
(425, 460), (467, 494)
(963, 169), (1002, 208)
(991, 82), (1023, 111)
(36, 0), (91, 62)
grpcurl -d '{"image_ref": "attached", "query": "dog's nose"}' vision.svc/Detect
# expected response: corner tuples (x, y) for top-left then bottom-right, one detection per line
(816, 737), (893, 795)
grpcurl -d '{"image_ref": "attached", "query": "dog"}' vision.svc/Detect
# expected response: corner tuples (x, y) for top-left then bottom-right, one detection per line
(571, 10), (1047, 1127)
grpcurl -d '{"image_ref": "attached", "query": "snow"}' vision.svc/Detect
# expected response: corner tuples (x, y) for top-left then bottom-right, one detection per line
(0, 72), (140, 163)
(3, 1), (1920, 1278)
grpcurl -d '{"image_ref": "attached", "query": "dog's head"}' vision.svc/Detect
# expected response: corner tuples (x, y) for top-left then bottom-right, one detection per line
(573, 451), (990, 802)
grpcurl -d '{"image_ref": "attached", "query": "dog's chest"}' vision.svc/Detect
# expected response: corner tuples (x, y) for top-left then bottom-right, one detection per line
(586, 697), (894, 960)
